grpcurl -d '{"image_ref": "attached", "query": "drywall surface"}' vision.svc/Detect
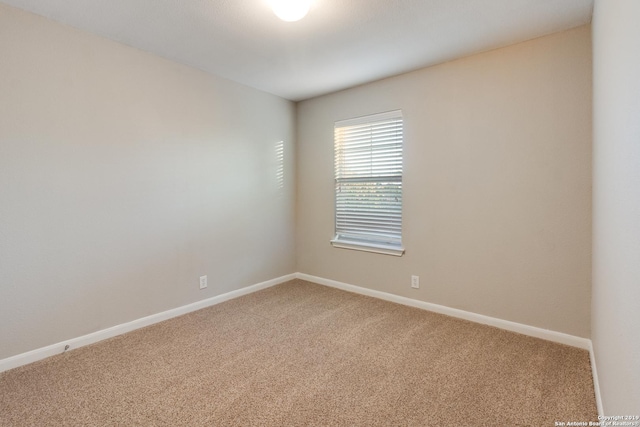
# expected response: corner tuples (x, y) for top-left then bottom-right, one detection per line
(592, 0), (640, 413)
(297, 26), (592, 338)
(0, 4), (296, 360)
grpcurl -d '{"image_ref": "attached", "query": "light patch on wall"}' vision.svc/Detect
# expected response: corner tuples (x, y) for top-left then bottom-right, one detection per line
(276, 140), (285, 191)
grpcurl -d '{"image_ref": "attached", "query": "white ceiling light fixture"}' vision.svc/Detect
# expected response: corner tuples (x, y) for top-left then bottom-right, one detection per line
(269, 0), (312, 22)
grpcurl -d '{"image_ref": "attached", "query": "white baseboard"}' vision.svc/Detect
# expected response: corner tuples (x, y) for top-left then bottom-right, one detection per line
(296, 273), (592, 350)
(2, 271), (602, 413)
(0, 273), (296, 373)
(589, 342), (604, 417)
(300, 271), (602, 414)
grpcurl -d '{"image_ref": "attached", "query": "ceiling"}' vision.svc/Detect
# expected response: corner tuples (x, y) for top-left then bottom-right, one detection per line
(1, 0), (594, 101)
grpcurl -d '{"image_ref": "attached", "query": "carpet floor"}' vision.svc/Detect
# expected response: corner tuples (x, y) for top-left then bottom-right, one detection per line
(0, 279), (597, 426)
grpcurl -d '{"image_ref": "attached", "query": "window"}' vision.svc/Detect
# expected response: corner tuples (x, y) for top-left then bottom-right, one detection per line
(331, 110), (404, 256)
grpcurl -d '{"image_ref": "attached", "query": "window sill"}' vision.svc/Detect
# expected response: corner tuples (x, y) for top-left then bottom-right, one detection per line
(330, 239), (405, 257)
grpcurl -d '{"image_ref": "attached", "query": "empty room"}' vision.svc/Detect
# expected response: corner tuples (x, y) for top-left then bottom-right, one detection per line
(0, 0), (638, 425)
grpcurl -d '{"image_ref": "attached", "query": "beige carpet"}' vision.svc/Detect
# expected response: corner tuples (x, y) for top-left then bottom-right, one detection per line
(0, 279), (597, 426)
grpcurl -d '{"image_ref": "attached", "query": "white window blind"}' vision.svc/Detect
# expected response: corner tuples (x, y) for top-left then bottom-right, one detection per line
(332, 110), (404, 256)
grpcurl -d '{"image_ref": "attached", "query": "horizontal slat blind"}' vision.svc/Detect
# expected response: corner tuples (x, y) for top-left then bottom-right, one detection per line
(334, 111), (403, 247)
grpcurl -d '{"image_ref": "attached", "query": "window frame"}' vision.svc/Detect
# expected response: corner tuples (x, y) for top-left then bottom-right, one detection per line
(331, 110), (405, 257)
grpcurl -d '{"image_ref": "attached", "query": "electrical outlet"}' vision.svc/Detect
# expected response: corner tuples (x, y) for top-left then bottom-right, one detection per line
(411, 275), (420, 289)
(199, 275), (208, 290)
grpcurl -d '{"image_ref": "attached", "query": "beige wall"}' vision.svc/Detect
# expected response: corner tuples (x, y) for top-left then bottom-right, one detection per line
(297, 26), (592, 338)
(592, 0), (640, 413)
(0, 4), (296, 359)
(0, 2), (595, 363)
